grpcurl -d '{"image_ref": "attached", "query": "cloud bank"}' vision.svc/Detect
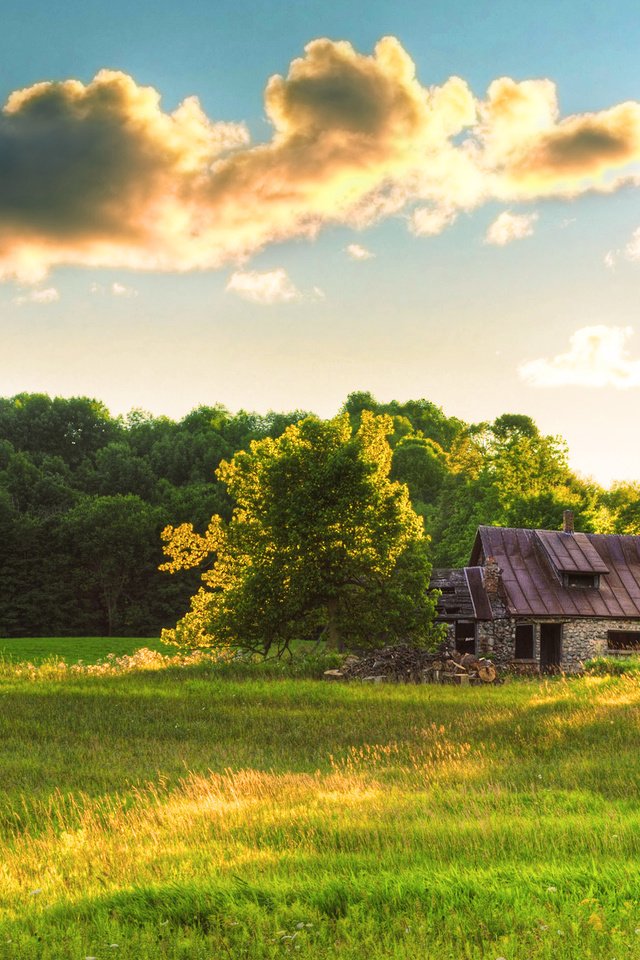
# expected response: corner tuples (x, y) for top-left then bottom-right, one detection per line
(519, 325), (640, 388)
(2, 38), (640, 280)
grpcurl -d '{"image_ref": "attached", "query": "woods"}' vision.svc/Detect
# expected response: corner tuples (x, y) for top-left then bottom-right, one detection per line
(1, 390), (638, 638)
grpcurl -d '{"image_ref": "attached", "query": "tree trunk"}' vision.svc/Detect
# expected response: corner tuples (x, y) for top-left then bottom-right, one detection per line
(325, 597), (344, 652)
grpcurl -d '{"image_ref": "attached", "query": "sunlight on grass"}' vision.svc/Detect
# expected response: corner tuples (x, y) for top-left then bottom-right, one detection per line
(2, 648), (640, 957)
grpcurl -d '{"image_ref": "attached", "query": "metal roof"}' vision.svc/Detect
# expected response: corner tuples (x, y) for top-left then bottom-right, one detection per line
(534, 529), (609, 575)
(470, 526), (640, 619)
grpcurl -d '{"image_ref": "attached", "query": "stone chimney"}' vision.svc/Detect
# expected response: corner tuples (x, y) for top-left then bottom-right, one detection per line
(483, 555), (501, 598)
(562, 510), (575, 534)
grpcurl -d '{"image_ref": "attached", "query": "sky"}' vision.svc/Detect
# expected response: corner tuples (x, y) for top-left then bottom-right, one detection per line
(2, 0), (640, 485)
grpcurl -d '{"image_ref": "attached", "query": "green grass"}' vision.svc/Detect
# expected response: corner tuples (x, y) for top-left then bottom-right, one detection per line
(1, 639), (640, 958)
(0, 635), (173, 664)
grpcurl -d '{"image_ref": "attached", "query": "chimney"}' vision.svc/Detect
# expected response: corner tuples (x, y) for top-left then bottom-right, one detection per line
(562, 510), (575, 534)
(483, 556), (501, 598)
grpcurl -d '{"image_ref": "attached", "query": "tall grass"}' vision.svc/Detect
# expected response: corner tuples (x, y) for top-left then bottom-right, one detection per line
(1, 645), (640, 958)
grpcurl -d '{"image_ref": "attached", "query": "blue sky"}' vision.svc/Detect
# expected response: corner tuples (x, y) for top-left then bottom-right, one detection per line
(2, 0), (640, 484)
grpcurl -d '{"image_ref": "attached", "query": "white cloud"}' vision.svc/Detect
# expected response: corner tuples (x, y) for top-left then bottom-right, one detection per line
(111, 281), (138, 297)
(226, 268), (302, 304)
(91, 281), (138, 296)
(519, 325), (640, 388)
(604, 250), (616, 269)
(624, 227), (640, 261)
(485, 210), (538, 246)
(409, 204), (457, 236)
(345, 243), (374, 260)
(12, 286), (59, 306)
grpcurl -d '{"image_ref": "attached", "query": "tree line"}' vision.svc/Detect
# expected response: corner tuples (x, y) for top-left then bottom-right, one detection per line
(1, 391), (638, 637)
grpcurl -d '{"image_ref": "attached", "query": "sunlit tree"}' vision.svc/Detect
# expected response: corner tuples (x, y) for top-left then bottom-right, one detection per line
(160, 413), (440, 655)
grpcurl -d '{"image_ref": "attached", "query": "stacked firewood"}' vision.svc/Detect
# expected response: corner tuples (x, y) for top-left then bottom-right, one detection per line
(323, 644), (499, 685)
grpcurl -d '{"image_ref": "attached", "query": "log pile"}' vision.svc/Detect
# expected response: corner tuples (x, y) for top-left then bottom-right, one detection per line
(323, 644), (499, 685)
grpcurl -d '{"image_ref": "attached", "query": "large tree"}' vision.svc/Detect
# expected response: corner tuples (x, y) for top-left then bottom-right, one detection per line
(160, 413), (440, 655)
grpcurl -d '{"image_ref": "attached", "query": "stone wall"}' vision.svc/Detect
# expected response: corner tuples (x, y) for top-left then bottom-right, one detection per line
(477, 616), (640, 670)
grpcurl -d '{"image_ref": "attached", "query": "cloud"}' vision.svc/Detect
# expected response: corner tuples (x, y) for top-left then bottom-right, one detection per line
(485, 210), (538, 245)
(12, 286), (59, 305)
(346, 243), (374, 260)
(111, 281), (138, 297)
(226, 268), (302, 304)
(2, 40), (640, 279)
(477, 78), (640, 199)
(624, 227), (640, 261)
(409, 204), (457, 236)
(90, 280), (138, 296)
(604, 250), (616, 269)
(519, 325), (640, 388)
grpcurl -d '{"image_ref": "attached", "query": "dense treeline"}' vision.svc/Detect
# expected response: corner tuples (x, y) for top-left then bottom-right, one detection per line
(1, 391), (638, 637)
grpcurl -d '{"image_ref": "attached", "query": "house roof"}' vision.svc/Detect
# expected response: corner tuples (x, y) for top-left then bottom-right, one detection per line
(431, 567), (476, 621)
(469, 525), (640, 619)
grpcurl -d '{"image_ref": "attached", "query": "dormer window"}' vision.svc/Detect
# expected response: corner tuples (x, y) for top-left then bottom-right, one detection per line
(564, 572), (600, 589)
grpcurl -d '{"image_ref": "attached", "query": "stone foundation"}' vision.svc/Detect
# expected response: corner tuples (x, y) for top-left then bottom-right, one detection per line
(476, 617), (640, 670)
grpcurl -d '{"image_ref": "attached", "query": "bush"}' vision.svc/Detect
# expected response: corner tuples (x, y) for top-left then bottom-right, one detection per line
(583, 655), (640, 676)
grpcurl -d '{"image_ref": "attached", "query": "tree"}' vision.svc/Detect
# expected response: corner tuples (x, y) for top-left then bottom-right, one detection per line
(59, 495), (164, 635)
(160, 413), (441, 655)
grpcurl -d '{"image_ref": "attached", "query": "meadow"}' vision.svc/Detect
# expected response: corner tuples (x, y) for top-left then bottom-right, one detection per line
(0, 636), (171, 665)
(1, 640), (639, 959)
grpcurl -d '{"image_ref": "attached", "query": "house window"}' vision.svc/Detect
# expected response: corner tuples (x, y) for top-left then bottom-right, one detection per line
(514, 624), (535, 659)
(564, 573), (599, 589)
(607, 630), (640, 652)
(455, 621), (475, 654)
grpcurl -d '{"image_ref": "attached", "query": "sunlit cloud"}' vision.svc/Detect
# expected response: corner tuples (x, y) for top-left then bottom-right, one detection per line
(226, 268), (302, 304)
(2, 38), (640, 280)
(519, 325), (640, 388)
(485, 210), (538, 245)
(604, 250), (616, 269)
(346, 243), (374, 260)
(409, 204), (457, 236)
(12, 286), (59, 306)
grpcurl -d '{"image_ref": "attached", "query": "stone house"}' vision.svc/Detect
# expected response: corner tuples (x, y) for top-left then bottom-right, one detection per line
(431, 511), (640, 671)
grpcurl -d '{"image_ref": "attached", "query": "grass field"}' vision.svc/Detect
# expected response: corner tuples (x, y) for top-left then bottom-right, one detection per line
(1, 640), (640, 959)
(0, 636), (172, 664)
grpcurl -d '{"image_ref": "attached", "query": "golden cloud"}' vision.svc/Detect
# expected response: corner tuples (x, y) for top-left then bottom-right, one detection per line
(478, 78), (640, 198)
(1, 39), (640, 280)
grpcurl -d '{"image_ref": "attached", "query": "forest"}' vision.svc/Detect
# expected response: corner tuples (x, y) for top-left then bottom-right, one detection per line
(1, 390), (639, 638)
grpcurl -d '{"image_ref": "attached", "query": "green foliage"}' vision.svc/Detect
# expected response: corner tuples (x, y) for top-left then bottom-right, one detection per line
(583, 656), (640, 675)
(1, 390), (639, 637)
(162, 413), (440, 654)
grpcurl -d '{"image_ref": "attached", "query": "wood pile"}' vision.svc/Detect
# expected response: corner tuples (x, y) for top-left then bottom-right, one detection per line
(323, 644), (499, 685)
